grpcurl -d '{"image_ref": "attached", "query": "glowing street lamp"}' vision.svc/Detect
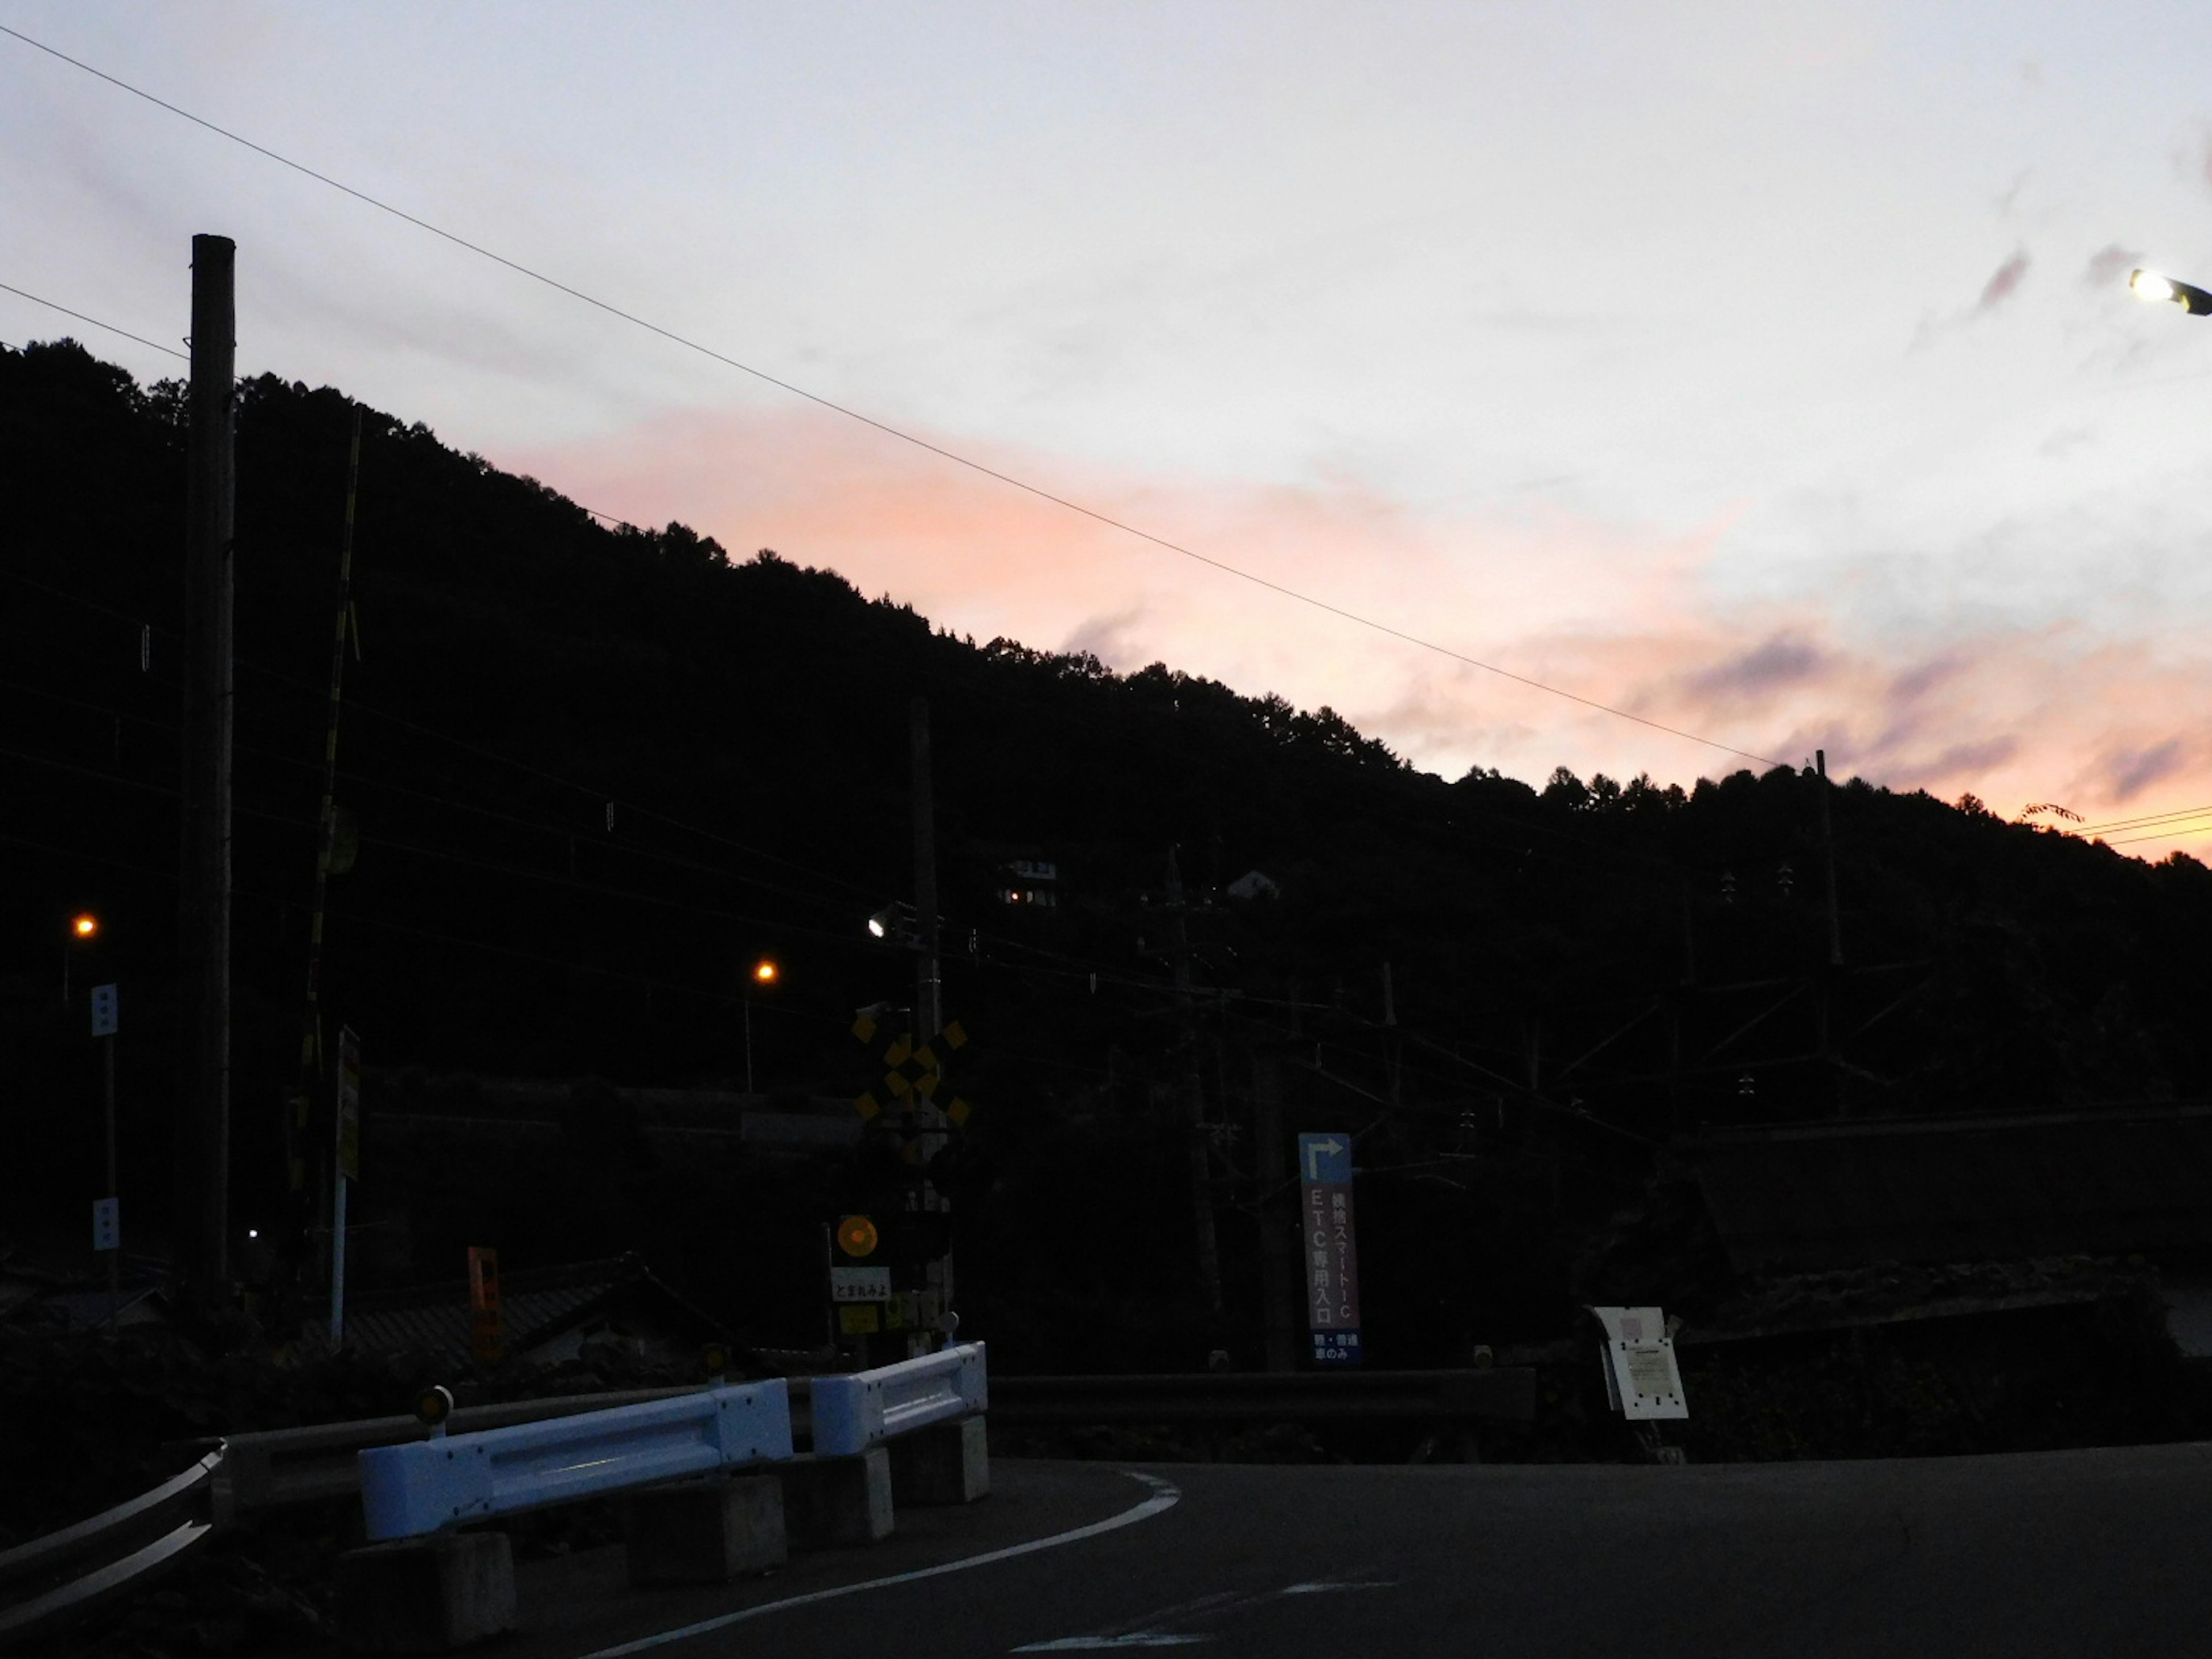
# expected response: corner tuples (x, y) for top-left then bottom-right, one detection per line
(2130, 268), (2212, 316)
(866, 902), (918, 944)
(744, 956), (779, 1094)
(63, 911), (100, 1007)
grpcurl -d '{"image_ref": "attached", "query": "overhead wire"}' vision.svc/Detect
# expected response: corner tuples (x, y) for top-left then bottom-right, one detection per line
(0, 279), (188, 361)
(1, 21), (1788, 773)
(2075, 802), (2212, 833)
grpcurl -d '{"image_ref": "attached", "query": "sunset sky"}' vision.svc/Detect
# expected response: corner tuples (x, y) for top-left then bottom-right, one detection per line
(6, 2), (2211, 857)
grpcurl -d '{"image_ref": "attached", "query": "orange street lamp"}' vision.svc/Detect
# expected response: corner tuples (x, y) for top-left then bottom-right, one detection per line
(744, 957), (779, 1093)
(63, 911), (100, 1007)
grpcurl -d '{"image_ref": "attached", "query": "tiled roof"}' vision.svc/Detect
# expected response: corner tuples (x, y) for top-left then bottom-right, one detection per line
(326, 1254), (721, 1369)
(1680, 1106), (2212, 1274)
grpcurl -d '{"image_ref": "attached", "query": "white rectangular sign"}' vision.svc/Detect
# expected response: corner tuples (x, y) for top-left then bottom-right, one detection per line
(1590, 1305), (1689, 1420)
(830, 1265), (891, 1302)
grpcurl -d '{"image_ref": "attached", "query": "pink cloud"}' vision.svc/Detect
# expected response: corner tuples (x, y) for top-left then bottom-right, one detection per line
(499, 403), (2212, 865)
(1976, 247), (2031, 313)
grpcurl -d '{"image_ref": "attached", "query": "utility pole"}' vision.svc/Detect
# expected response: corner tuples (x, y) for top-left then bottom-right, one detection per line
(1381, 960), (1401, 1118)
(1816, 748), (1844, 1116)
(910, 697), (940, 1039)
(908, 696), (952, 1355)
(177, 234), (234, 1321)
(1816, 749), (1843, 968)
(294, 409), (363, 1293)
(1167, 849), (1224, 1325)
(1252, 1041), (1297, 1371)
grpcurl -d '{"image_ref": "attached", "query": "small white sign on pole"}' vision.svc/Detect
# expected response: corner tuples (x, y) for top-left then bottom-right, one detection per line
(1590, 1305), (1688, 1420)
(831, 1265), (892, 1302)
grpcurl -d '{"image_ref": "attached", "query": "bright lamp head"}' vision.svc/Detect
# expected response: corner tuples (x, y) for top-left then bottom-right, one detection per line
(866, 902), (916, 942)
(2132, 269), (2179, 305)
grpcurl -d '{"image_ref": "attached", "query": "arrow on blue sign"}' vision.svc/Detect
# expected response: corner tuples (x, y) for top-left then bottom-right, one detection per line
(1298, 1132), (1351, 1184)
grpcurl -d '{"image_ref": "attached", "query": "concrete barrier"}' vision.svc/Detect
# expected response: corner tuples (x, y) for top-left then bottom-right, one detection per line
(335, 1532), (514, 1655)
(624, 1472), (786, 1585)
(772, 1448), (895, 1548)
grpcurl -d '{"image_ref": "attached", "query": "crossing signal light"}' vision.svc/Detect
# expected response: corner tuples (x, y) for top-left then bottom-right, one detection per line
(835, 1214), (880, 1260)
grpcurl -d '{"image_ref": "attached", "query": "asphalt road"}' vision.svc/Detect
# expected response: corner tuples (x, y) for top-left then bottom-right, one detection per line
(509, 1444), (2212, 1657)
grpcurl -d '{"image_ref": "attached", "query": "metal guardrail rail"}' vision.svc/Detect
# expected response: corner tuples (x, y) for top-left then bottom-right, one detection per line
(202, 1384), (708, 1510)
(359, 1380), (793, 1541)
(165, 1364), (1532, 1520)
(814, 1343), (987, 1455)
(987, 1367), (1537, 1423)
(0, 1449), (228, 1649)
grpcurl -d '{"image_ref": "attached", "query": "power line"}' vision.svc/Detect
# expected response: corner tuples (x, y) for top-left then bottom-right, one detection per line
(2108, 821), (2212, 849)
(2077, 801), (2212, 835)
(1, 22), (1788, 773)
(0, 280), (188, 361)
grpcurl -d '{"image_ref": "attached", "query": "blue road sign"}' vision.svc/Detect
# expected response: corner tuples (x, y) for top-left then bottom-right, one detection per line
(1298, 1132), (1351, 1185)
(1312, 1329), (1362, 1365)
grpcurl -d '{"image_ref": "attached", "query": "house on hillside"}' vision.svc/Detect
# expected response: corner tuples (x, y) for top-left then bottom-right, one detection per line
(310, 1252), (731, 1375)
(971, 842), (1062, 911)
(1672, 1105), (2212, 1353)
(1566, 1105), (2212, 1455)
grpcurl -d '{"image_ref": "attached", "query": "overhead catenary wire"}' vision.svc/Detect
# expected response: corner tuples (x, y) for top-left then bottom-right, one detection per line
(1, 22), (1787, 773)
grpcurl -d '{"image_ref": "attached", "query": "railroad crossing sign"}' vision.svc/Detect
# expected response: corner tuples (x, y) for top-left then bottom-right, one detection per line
(851, 1013), (972, 1130)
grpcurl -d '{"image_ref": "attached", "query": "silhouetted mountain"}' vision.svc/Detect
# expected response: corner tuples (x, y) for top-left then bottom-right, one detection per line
(6, 338), (2210, 1364)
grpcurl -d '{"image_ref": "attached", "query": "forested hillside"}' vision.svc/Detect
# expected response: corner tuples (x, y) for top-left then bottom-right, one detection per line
(7, 337), (2210, 1365)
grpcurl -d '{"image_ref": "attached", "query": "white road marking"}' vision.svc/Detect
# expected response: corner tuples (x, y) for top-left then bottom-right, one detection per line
(1013, 1637), (1215, 1651)
(575, 1471), (1181, 1658)
(1014, 1571), (1397, 1649)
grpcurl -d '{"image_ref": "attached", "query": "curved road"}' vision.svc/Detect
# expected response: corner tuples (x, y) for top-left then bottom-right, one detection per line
(509, 1445), (2212, 1657)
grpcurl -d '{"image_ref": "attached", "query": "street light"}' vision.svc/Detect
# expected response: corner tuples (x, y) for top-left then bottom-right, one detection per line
(866, 902), (917, 943)
(63, 911), (99, 1007)
(2130, 268), (2212, 315)
(744, 957), (778, 1094)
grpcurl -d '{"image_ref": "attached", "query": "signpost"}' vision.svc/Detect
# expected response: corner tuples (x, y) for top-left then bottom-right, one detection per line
(468, 1245), (503, 1365)
(1590, 1304), (1688, 1460)
(90, 983), (120, 1321)
(850, 1012), (970, 1358)
(1298, 1132), (1363, 1365)
(329, 1027), (360, 1348)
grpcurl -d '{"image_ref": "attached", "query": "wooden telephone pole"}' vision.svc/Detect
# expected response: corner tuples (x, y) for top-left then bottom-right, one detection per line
(1167, 849), (1224, 1322)
(177, 234), (235, 1319)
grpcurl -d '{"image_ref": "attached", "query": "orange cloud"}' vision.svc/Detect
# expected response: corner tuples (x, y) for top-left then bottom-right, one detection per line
(499, 403), (2212, 865)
